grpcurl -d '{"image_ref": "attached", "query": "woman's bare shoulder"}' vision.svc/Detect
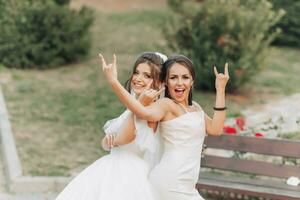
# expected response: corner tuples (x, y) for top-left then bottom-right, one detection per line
(156, 97), (173, 104)
(155, 98), (176, 109)
(192, 101), (203, 111)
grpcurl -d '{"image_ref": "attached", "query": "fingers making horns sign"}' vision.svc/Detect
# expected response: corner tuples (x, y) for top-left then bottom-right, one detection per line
(214, 62), (230, 91)
(138, 80), (165, 106)
(99, 53), (118, 83)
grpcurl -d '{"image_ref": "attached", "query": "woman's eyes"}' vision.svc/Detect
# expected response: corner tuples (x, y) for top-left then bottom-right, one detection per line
(170, 76), (190, 80)
(133, 71), (151, 79)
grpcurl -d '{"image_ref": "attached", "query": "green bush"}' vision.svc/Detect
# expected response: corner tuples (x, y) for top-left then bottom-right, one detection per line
(53, 0), (70, 5)
(269, 0), (300, 48)
(166, 0), (284, 92)
(27, 0), (70, 5)
(0, 0), (93, 69)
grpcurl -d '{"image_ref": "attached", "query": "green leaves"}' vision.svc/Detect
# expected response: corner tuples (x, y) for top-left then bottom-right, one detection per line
(0, 0), (94, 69)
(269, 0), (300, 47)
(166, 0), (284, 92)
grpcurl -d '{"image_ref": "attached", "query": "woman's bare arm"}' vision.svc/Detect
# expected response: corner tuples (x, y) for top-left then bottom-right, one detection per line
(101, 113), (136, 150)
(204, 89), (226, 135)
(205, 63), (229, 135)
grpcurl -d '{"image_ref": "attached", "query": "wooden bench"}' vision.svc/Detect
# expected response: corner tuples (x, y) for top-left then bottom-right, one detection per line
(197, 134), (300, 200)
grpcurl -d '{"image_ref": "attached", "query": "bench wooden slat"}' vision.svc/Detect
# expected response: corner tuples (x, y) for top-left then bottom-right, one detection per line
(204, 135), (300, 158)
(201, 155), (300, 179)
(197, 175), (300, 200)
(198, 173), (300, 192)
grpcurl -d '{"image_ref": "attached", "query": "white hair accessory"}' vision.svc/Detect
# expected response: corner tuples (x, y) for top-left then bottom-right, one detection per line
(155, 52), (168, 62)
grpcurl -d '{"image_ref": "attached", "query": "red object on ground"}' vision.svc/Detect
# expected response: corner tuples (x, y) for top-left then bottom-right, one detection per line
(223, 126), (237, 134)
(254, 132), (264, 137)
(235, 117), (245, 131)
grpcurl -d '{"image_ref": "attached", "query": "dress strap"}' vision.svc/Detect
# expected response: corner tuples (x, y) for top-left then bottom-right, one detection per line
(172, 100), (189, 113)
(192, 101), (202, 112)
(172, 100), (201, 113)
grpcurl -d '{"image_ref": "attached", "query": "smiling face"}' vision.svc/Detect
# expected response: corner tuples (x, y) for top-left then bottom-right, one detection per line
(166, 63), (193, 105)
(125, 52), (163, 96)
(130, 63), (153, 95)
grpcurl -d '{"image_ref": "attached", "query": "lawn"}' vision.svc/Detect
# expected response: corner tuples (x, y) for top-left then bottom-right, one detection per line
(1, 2), (300, 176)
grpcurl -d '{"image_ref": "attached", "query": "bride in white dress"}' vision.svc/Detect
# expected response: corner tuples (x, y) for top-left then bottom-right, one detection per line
(55, 52), (166, 200)
(101, 54), (230, 200)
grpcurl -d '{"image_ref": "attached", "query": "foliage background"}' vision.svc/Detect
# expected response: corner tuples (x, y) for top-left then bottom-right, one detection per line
(0, 0), (93, 69)
(166, 0), (284, 92)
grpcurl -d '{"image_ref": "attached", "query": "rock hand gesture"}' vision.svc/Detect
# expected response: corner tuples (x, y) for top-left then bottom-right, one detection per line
(99, 53), (118, 84)
(214, 63), (230, 92)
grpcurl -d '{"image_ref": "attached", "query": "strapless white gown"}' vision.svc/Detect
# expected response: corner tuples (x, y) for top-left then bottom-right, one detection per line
(149, 110), (206, 200)
(55, 110), (160, 200)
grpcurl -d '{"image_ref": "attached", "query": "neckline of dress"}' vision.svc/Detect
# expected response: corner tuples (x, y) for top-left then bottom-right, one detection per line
(161, 110), (202, 124)
(174, 100), (201, 114)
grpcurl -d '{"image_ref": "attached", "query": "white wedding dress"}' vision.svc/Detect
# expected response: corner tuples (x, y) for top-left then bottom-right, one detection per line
(149, 103), (206, 200)
(55, 110), (160, 200)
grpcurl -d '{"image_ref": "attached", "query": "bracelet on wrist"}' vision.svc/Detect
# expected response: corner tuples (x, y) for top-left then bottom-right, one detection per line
(213, 106), (227, 111)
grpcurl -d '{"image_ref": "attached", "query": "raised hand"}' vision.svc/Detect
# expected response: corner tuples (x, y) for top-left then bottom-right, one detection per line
(214, 63), (230, 91)
(99, 53), (118, 84)
(138, 81), (165, 106)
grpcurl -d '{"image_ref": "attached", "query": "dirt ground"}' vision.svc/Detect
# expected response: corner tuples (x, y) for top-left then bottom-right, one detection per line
(70, 0), (167, 12)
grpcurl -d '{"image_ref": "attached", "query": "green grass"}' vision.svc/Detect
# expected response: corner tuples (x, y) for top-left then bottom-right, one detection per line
(1, 5), (300, 176)
(278, 132), (300, 140)
(92, 10), (171, 56)
(250, 47), (300, 95)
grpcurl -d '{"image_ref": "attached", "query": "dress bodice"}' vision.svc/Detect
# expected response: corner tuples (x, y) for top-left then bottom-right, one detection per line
(149, 110), (206, 198)
(160, 111), (205, 152)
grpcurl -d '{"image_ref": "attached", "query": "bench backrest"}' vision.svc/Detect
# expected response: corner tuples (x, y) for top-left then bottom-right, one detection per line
(201, 135), (300, 179)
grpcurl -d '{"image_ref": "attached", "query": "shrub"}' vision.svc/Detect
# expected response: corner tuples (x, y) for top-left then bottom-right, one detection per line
(27, 0), (71, 5)
(53, 0), (70, 5)
(166, 0), (284, 92)
(0, 0), (93, 69)
(269, 0), (300, 48)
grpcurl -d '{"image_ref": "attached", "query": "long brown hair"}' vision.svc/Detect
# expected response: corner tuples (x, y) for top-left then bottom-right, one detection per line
(125, 52), (165, 92)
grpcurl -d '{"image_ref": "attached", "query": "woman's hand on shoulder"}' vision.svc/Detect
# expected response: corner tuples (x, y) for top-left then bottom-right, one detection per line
(154, 97), (174, 107)
(138, 83), (165, 106)
(140, 97), (172, 122)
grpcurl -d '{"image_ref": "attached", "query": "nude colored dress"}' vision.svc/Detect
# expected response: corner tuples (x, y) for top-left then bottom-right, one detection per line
(149, 104), (206, 200)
